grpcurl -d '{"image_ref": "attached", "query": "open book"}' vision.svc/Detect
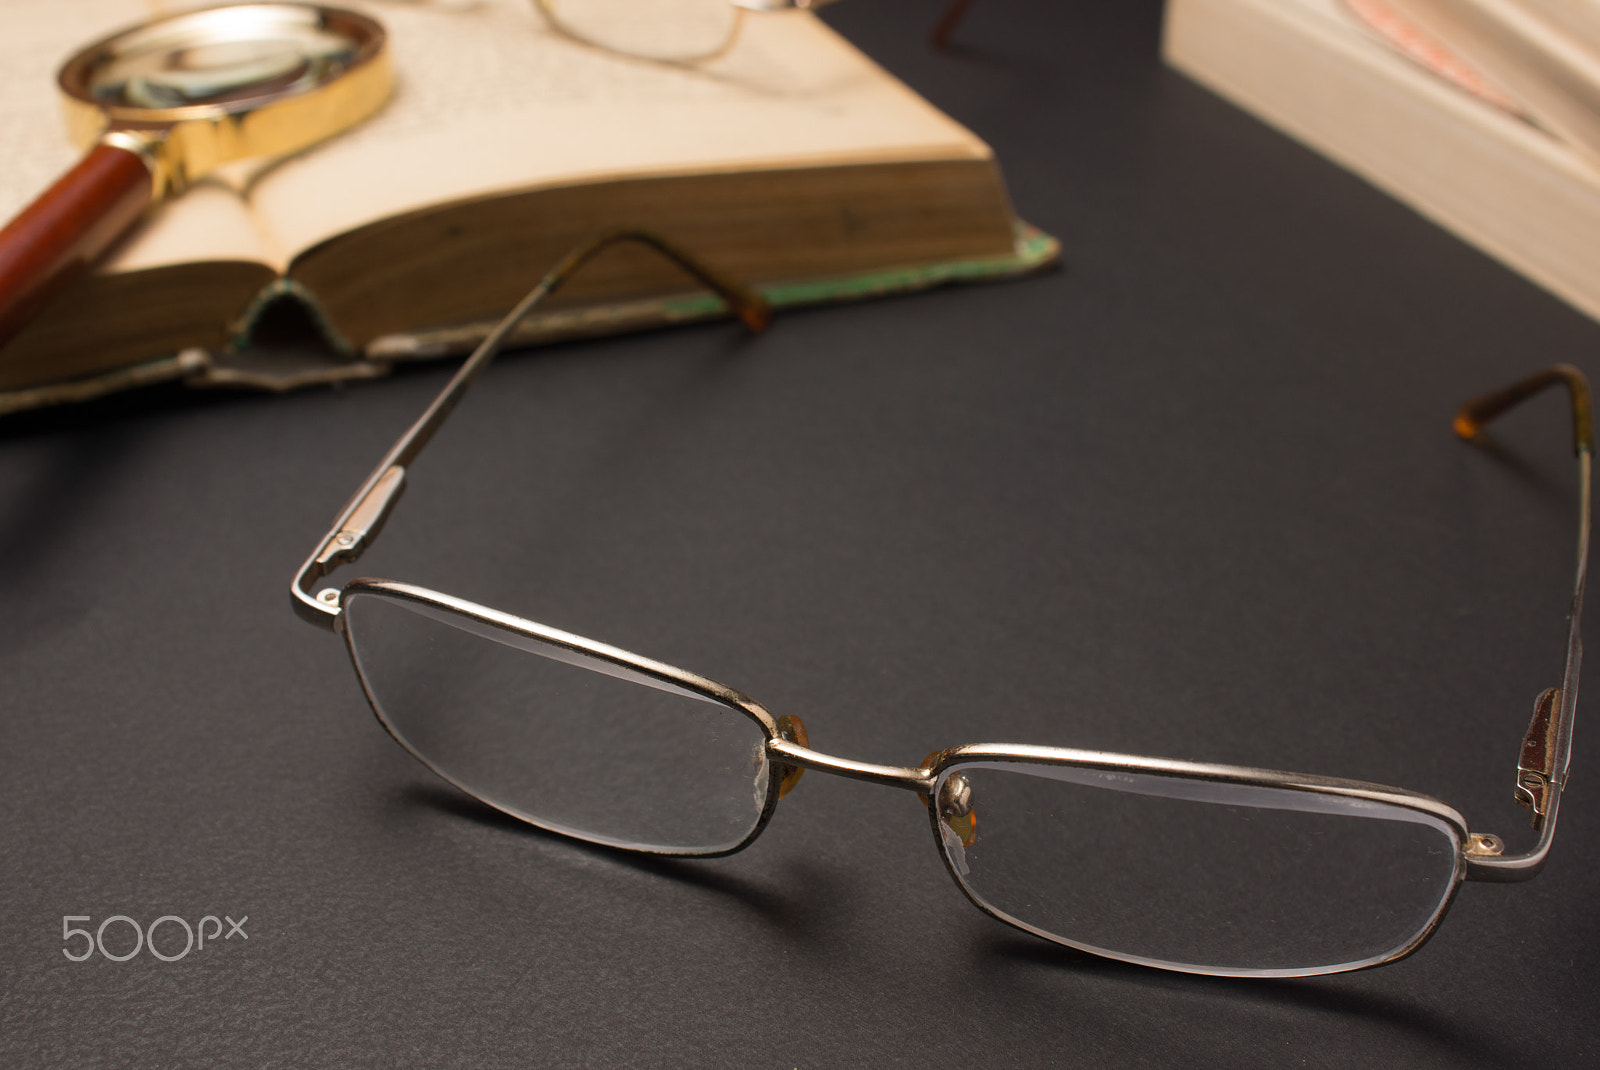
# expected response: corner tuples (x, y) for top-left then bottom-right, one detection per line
(0, 0), (1052, 402)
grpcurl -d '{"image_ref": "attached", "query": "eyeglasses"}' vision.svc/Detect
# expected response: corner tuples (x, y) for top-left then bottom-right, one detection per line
(292, 231), (1590, 978)
(529, 0), (977, 63)
(374, 0), (978, 66)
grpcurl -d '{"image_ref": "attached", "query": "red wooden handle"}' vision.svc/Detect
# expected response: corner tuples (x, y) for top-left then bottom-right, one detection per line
(0, 141), (155, 350)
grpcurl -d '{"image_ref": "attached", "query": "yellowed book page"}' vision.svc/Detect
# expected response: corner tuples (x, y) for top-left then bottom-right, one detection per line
(104, 179), (280, 272)
(253, 0), (994, 260)
(0, 0), (139, 222)
(0, 0), (275, 273)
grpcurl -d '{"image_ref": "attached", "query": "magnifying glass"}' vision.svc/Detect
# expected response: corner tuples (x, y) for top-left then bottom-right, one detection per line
(0, 3), (390, 351)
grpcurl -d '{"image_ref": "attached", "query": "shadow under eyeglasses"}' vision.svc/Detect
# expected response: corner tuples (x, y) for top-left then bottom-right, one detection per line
(973, 933), (1529, 1069)
(397, 781), (847, 939)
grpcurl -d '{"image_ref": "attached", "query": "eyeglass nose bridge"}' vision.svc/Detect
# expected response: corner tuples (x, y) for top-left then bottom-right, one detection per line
(760, 735), (979, 854)
(763, 735), (935, 797)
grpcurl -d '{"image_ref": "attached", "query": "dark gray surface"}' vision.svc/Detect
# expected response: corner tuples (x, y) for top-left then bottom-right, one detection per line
(3, 0), (1597, 1066)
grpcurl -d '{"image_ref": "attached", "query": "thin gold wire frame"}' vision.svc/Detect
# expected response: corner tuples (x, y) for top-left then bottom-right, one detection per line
(292, 230), (1591, 977)
(529, 0), (977, 64)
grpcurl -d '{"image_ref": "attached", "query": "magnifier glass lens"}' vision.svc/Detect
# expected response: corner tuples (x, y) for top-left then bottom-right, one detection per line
(541, 0), (739, 63)
(89, 19), (360, 108)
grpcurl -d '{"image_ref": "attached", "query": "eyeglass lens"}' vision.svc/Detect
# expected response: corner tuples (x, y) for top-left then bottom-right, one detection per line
(343, 589), (772, 855)
(935, 763), (1462, 975)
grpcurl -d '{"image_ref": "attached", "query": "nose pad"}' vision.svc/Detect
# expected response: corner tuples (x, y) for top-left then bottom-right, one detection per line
(938, 772), (977, 849)
(774, 714), (808, 799)
(917, 752), (978, 850)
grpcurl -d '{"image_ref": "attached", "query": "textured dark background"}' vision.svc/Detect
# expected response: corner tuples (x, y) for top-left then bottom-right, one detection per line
(3, 0), (1597, 1066)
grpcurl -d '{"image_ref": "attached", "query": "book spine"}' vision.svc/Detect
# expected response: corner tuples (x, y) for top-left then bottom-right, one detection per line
(229, 277), (357, 356)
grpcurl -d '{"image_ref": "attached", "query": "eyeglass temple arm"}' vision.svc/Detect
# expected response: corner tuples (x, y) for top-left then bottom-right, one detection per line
(291, 228), (771, 628)
(1454, 364), (1591, 881)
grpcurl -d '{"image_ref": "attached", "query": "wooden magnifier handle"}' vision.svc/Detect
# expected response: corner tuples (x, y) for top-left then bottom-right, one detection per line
(0, 139), (155, 350)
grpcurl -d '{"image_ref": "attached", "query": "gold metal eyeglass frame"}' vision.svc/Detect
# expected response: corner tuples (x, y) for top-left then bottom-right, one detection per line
(292, 230), (1590, 977)
(528, 0), (980, 63)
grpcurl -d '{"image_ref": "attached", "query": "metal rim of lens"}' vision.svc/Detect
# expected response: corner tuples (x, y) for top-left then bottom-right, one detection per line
(338, 577), (785, 858)
(923, 747), (1470, 977)
(531, 0), (744, 64)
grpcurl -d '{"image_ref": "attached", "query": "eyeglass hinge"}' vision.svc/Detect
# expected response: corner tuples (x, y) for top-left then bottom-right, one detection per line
(315, 464), (407, 569)
(1515, 687), (1561, 830)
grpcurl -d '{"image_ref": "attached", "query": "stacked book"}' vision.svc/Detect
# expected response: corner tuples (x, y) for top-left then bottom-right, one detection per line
(1163, 0), (1600, 322)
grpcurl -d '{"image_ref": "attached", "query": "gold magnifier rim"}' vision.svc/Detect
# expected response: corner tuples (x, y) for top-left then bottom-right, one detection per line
(58, 2), (387, 127)
(54, 2), (390, 192)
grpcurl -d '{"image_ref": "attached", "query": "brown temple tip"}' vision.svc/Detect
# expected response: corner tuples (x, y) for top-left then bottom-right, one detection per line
(599, 228), (772, 335)
(930, 0), (976, 49)
(1454, 364), (1594, 456)
(733, 293), (773, 334)
(1452, 410), (1483, 441)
